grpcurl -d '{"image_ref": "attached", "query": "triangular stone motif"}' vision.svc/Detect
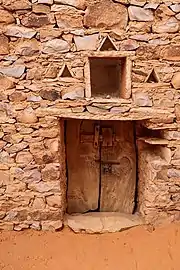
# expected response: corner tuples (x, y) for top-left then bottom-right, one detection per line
(145, 68), (160, 83)
(59, 64), (73, 78)
(98, 36), (118, 51)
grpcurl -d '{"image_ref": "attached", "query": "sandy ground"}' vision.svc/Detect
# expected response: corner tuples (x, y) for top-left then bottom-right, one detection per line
(0, 224), (180, 270)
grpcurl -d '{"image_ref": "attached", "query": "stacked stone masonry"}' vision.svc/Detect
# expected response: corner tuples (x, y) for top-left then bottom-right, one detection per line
(0, 0), (180, 231)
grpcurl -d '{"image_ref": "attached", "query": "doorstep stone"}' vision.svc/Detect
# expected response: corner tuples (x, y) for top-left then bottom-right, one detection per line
(64, 212), (144, 233)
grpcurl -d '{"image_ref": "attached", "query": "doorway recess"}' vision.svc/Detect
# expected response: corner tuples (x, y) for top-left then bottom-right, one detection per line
(65, 119), (137, 215)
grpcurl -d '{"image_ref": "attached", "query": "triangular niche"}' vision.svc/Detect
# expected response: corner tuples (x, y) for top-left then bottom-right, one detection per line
(145, 68), (160, 83)
(59, 64), (73, 78)
(98, 35), (118, 51)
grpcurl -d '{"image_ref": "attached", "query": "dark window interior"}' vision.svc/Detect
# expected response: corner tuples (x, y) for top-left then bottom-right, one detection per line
(89, 57), (126, 98)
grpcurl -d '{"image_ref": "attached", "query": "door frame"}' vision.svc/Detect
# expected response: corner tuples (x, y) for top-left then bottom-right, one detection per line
(60, 118), (139, 215)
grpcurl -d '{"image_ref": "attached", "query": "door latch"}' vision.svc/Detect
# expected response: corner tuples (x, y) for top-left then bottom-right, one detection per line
(102, 163), (112, 174)
(94, 125), (100, 148)
(93, 125), (114, 148)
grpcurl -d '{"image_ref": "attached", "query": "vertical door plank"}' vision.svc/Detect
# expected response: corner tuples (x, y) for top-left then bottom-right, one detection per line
(100, 121), (136, 213)
(66, 119), (100, 214)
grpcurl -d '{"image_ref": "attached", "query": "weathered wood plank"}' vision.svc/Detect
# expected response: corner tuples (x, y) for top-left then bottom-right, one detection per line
(100, 121), (136, 213)
(66, 119), (100, 214)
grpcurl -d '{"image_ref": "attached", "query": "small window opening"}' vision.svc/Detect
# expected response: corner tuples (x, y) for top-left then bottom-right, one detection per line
(98, 36), (118, 51)
(60, 64), (73, 78)
(89, 57), (126, 98)
(145, 68), (160, 83)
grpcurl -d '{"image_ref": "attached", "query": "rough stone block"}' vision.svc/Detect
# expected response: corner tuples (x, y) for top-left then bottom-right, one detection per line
(38, 0), (53, 4)
(6, 182), (26, 193)
(0, 75), (14, 91)
(173, 147), (180, 160)
(84, 0), (128, 30)
(9, 91), (26, 102)
(61, 86), (84, 100)
(170, 4), (180, 13)
(133, 92), (152, 107)
(121, 39), (139, 51)
(74, 34), (99, 51)
(0, 9), (15, 24)
(128, 6), (154, 21)
(0, 170), (10, 185)
(65, 212), (143, 233)
(41, 163), (60, 182)
(32, 4), (51, 14)
(6, 142), (28, 154)
(0, 35), (9, 55)
(54, 0), (86, 10)
(29, 142), (55, 164)
(40, 89), (60, 101)
(14, 223), (29, 231)
(0, 211), (6, 220)
(161, 45), (180, 61)
(0, 65), (25, 78)
(32, 197), (46, 209)
(5, 25), (37, 39)
(46, 195), (61, 208)
(54, 6), (83, 28)
(21, 14), (50, 28)
(41, 220), (62, 231)
(152, 17), (179, 34)
(175, 104), (180, 121)
(17, 108), (38, 124)
(110, 106), (130, 113)
(23, 168), (41, 183)
(16, 151), (33, 166)
(167, 169), (180, 178)
(15, 39), (40, 56)
(30, 221), (41, 230)
(0, 222), (14, 230)
(39, 127), (59, 138)
(42, 39), (70, 54)
(172, 72), (180, 89)
(28, 181), (60, 193)
(2, 0), (31, 10)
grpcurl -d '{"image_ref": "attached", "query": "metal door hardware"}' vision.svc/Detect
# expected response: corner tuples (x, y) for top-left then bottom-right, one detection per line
(80, 125), (115, 148)
(102, 164), (112, 174)
(94, 125), (100, 148)
(95, 160), (120, 165)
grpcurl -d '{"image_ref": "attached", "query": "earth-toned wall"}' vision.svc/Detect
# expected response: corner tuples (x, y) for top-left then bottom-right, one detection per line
(0, 0), (180, 230)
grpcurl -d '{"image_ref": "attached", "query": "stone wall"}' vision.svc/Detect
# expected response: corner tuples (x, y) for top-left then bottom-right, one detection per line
(1, 0), (180, 230)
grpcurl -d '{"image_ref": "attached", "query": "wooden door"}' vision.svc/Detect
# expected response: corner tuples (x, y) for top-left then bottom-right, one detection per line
(66, 120), (136, 214)
(66, 119), (100, 214)
(100, 121), (136, 213)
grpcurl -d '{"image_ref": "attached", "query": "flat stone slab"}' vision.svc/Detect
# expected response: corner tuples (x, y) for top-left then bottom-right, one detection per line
(64, 212), (144, 233)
